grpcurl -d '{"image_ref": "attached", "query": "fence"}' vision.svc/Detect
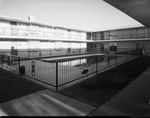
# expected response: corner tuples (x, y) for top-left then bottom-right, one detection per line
(0, 54), (20, 74)
(0, 48), (138, 58)
(0, 48), (89, 58)
(0, 49), (141, 91)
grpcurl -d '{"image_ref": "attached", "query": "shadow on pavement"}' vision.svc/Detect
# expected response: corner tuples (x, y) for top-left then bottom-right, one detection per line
(0, 68), (46, 103)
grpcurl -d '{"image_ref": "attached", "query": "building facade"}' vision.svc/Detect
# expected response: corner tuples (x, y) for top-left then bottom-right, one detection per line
(87, 26), (150, 53)
(0, 15), (150, 57)
(0, 16), (87, 57)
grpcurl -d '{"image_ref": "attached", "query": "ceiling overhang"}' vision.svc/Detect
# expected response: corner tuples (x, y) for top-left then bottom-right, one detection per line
(103, 0), (150, 29)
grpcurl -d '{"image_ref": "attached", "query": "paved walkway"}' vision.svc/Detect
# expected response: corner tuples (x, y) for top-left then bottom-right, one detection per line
(0, 89), (96, 116)
(0, 66), (150, 116)
(91, 66), (150, 117)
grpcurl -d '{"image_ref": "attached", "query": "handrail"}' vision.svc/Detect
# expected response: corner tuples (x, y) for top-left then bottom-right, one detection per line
(0, 27), (86, 40)
(1, 26), (150, 40)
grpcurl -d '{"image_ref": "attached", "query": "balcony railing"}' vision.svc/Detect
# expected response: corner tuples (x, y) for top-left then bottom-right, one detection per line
(1, 27), (150, 41)
(0, 27), (86, 40)
(91, 33), (150, 40)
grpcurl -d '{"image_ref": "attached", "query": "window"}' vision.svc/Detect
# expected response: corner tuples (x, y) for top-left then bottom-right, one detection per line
(10, 21), (17, 25)
(109, 42), (117, 51)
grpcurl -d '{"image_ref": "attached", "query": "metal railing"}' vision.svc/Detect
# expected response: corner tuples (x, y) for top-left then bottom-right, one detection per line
(92, 32), (150, 40)
(55, 49), (141, 91)
(0, 49), (142, 91)
(0, 48), (89, 58)
(1, 26), (150, 40)
(0, 27), (86, 40)
(0, 53), (20, 74)
(0, 48), (137, 58)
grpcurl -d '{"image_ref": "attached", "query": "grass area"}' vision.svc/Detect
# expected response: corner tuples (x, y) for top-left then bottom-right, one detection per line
(60, 56), (150, 107)
(0, 68), (46, 103)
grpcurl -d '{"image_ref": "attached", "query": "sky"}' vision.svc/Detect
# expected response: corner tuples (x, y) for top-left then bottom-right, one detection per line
(0, 0), (143, 31)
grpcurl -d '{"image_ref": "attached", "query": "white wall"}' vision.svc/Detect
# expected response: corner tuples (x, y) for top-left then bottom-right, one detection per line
(11, 41), (18, 49)
(80, 43), (86, 48)
(54, 42), (63, 49)
(17, 42), (28, 49)
(44, 27), (54, 38)
(71, 31), (76, 39)
(0, 41), (11, 49)
(54, 28), (63, 38)
(81, 32), (86, 40)
(0, 20), (11, 35)
(29, 24), (39, 36)
(39, 26), (44, 37)
(63, 29), (70, 39)
(18, 23), (28, 36)
(28, 41), (40, 49)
